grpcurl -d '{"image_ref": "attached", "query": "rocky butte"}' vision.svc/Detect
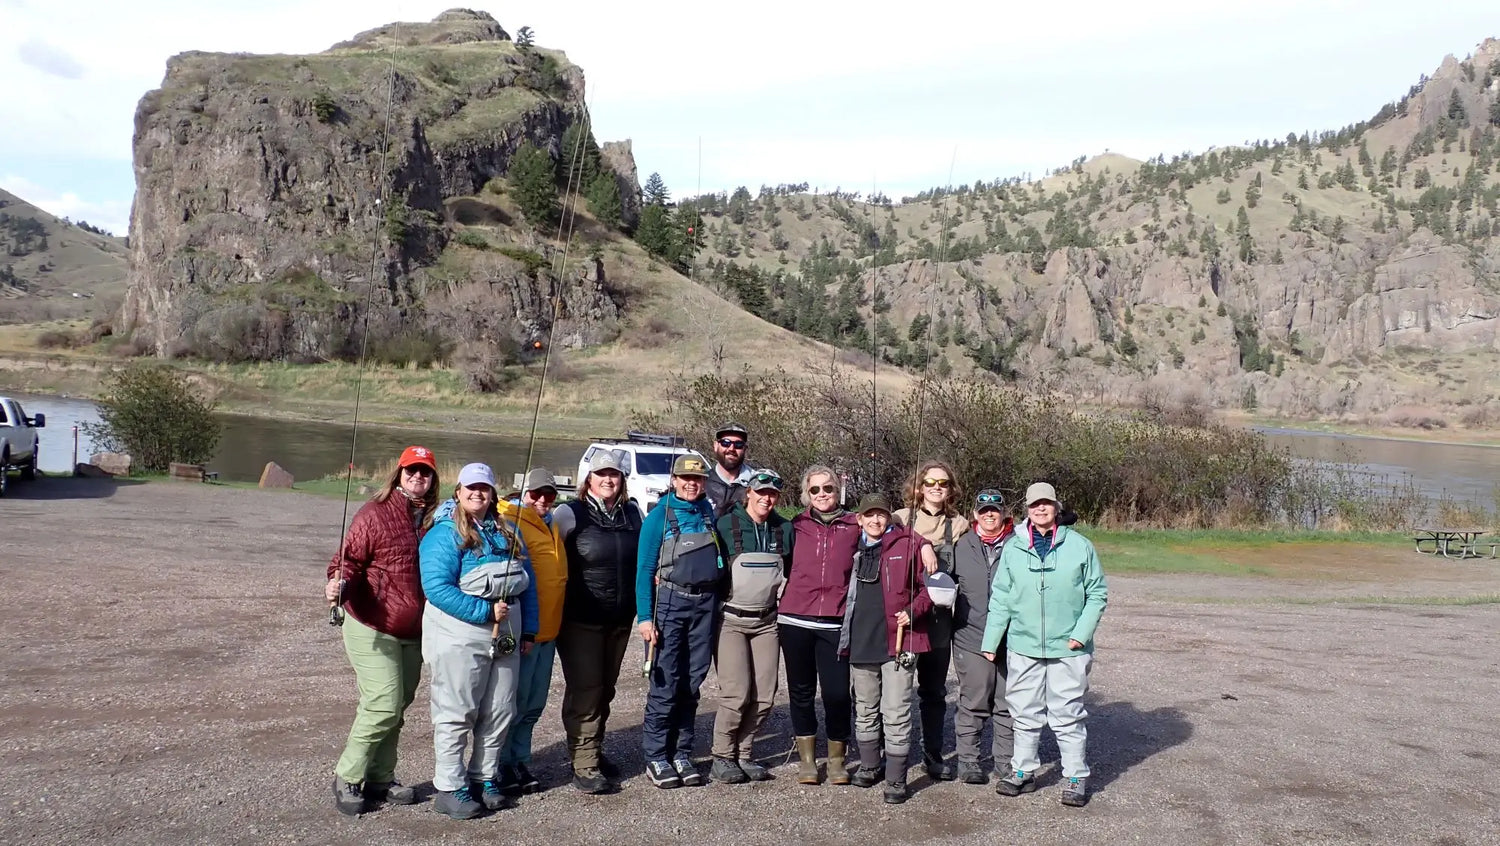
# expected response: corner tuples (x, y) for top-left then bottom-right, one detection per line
(118, 9), (641, 367)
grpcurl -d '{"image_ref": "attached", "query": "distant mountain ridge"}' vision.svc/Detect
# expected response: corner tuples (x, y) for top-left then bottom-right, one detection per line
(0, 187), (128, 324)
(681, 38), (1500, 420)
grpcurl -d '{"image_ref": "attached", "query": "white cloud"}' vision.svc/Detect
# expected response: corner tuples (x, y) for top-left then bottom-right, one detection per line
(0, 175), (130, 237)
(16, 37), (84, 79)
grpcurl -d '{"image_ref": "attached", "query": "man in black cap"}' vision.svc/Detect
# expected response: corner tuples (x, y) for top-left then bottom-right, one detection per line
(704, 422), (755, 518)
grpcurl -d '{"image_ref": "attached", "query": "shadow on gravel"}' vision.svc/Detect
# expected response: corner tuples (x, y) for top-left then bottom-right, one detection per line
(1084, 701), (1193, 794)
(2, 475), (144, 500)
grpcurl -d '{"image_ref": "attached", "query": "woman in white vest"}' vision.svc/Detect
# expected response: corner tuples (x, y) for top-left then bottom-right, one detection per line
(708, 470), (794, 783)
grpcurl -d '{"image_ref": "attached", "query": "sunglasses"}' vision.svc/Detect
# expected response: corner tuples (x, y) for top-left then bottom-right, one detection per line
(808, 484), (838, 495)
(528, 488), (558, 502)
(750, 473), (782, 488)
(976, 493), (1003, 504)
(717, 438), (747, 449)
(922, 478), (952, 489)
(402, 465), (435, 478)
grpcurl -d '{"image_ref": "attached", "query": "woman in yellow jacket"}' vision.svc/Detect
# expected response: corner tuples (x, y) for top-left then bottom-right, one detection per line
(496, 468), (568, 795)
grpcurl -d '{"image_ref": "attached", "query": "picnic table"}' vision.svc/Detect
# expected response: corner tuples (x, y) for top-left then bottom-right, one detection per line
(1413, 528), (1494, 559)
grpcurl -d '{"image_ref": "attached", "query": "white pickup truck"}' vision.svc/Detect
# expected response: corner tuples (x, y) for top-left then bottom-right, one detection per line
(0, 396), (45, 496)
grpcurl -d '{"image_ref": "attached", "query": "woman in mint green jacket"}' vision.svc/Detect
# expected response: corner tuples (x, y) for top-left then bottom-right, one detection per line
(981, 482), (1106, 808)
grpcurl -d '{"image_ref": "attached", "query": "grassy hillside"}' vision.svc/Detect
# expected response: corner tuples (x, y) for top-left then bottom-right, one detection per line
(0, 188), (127, 324)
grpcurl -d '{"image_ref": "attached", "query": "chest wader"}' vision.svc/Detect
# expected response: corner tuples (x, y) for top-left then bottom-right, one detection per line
(722, 511), (786, 616)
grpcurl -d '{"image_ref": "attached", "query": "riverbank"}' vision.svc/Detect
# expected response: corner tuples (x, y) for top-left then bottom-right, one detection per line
(6, 342), (1500, 448)
(3, 476), (1497, 845)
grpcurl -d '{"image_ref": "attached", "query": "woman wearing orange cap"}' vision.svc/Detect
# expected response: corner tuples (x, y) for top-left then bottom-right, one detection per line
(325, 445), (441, 816)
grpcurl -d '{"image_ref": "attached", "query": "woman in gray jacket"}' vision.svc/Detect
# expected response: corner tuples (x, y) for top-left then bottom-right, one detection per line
(947, 488), (1015, 785)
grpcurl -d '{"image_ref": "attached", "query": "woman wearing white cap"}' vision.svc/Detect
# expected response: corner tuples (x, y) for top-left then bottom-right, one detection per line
(981, 482), (1107, 808)
(419, 462), (538, 819)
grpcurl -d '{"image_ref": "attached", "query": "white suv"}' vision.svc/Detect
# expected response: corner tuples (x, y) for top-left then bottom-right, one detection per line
(577, 432), (706, 513)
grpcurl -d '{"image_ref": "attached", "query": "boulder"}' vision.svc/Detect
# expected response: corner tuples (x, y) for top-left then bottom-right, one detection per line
(259, 462), (295, 489)
(75, 463), (114, 478)
(88, 452), (132, 476)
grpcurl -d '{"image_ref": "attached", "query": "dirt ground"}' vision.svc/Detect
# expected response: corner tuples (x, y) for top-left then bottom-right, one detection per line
(2, 478), (1499, 846)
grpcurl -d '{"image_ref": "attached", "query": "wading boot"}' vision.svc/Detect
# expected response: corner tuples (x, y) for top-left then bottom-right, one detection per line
(332, 776), (364, 816)
(883, 751), (909, 803)
(826, 740), (851, 785)
(795, 736), (820, 785)
(850, 738), (882, 788)
(365, 779), (417, 805)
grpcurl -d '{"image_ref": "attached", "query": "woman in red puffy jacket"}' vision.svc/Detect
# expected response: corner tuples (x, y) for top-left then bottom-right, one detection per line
(324, 446), (440, 815)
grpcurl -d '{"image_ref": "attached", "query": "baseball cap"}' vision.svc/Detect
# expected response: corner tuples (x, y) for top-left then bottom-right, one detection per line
(588, 450), (624, 475)
(398, 445), (436, 471)
(924, 571), (958, 608)
(671, 454), (710, 477)
(457, 463), (497, 489)
(715, 421), (749, 440)
(1024, 482), (1058, 507)
(974, 488), (1005, 512)
(856, 493), (892, 515)
(748, 470), (783, 492)
(523, 467), (557, 492)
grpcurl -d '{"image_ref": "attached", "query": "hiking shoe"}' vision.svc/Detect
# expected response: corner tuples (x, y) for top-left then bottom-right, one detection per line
(883, 780), (909, 804)
(434, 786), (483, 820)
(332, 775), (364, 816)
(470, 779), (512, 811)
(955, 761), (987, 785)
(739, 759), (772, 782)
(995, 769), (1037, 796)
(646, 760), (682, 789)
(572, 766), (611, 795)
(673, 755), (704, 787)
(496, 765), (523, 797)
(365, 779), (417, 805)
(710, 757), (748, 784)
(850, 766), (881, 789)
(924, 754), (956, 781)
(1061, 776), (1089, 807)
(514, 763), (541, 794)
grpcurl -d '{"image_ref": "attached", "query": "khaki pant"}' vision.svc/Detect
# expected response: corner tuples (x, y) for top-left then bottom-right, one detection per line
(334, 615), (422, 785)
(711, 609), (780, 759)
(556, 620), (632, 770)
(851, 660), (916, 759)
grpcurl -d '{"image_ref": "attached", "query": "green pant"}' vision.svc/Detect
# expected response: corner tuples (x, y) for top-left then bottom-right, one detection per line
(334, 615), (422, 784)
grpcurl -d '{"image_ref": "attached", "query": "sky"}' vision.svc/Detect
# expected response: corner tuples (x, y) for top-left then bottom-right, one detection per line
(1, 0), (1496, 236)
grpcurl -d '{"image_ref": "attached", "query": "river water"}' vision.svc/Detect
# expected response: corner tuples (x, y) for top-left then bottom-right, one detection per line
(10, 393), (1498, 505)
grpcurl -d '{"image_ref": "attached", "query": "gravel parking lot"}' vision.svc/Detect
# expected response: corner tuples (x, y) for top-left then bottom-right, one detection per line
(3, 478), (1498, 845)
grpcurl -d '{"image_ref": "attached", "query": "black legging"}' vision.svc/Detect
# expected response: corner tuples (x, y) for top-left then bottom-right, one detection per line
(778, 623), (851, 742)
(916, 644), (952, 758)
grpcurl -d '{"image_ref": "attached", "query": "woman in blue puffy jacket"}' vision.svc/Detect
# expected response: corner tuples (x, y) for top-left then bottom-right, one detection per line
(420, 463), (538, 819)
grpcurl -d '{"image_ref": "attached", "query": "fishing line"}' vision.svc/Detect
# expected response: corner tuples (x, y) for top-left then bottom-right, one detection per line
(330, 14), (403, 626)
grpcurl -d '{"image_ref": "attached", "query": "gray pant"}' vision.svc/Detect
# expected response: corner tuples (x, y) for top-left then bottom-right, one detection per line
(952, 648), (1013, 766)
(422, 604), (521, 792)
(1006, 651), (1092, 779)
(711, 610), (780, 760)
(851, 660), (916, 759)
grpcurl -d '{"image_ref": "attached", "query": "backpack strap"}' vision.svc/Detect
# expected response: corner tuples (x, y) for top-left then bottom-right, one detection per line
(730, 509), (746, 557)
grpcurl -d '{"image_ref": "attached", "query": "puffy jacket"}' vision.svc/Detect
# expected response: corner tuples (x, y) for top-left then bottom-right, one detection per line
(951, 526), (1013, 654)
(980, 522), (1107, 659)
(497, 499), (567, 643)
(327, 495), (425, 640)
(636, 492), (722, 622)
(779, 509), (862, 619)
(838, 525), (935, 657)
(561, 496), (641, 627)
(419, 502), (539, 636)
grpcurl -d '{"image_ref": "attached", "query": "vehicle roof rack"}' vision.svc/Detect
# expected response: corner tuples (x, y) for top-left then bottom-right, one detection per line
(591, 431), (687, 447)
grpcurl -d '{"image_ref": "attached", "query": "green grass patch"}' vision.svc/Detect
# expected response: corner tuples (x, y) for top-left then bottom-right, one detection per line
(1087, 527), (1406, 575)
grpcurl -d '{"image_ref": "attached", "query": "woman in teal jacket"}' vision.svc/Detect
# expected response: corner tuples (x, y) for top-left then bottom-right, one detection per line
(981, 482), (1106, 808)
(420, 463), (539, 819)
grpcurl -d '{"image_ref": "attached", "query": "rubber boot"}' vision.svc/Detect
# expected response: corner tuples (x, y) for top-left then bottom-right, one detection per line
(826, 740), (851, 785)
(795, 736), (820, 785)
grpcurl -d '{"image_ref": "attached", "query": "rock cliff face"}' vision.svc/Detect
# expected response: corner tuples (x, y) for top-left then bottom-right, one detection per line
(119, 9), (639, 362)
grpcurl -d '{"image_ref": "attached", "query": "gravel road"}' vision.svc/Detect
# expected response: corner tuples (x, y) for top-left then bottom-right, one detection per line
(2, 478), (1498, 845)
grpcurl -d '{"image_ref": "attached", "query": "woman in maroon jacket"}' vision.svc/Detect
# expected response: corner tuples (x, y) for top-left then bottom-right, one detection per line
(778, 465), (862, 785)
(839, 493), (936, 805)
(324, 446), (440, 815)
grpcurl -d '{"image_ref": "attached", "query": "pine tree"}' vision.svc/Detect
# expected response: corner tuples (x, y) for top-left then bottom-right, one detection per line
(508, 141), (558, 225)
(635, 204), (673, 259)
(558, 121), (602, 187)
(643, 172), (670, 206)
(585, 172), (622, 228)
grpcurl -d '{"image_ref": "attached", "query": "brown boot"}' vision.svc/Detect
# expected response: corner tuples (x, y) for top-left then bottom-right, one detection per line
(826, 740), (851, 785)
(795, 736), (820, 784)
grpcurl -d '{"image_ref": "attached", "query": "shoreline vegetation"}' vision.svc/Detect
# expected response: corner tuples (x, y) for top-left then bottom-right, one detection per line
(4, 343), (1500, 447)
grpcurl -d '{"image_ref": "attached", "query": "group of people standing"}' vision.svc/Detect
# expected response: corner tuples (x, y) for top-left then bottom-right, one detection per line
(322, 423), (1108, 819)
